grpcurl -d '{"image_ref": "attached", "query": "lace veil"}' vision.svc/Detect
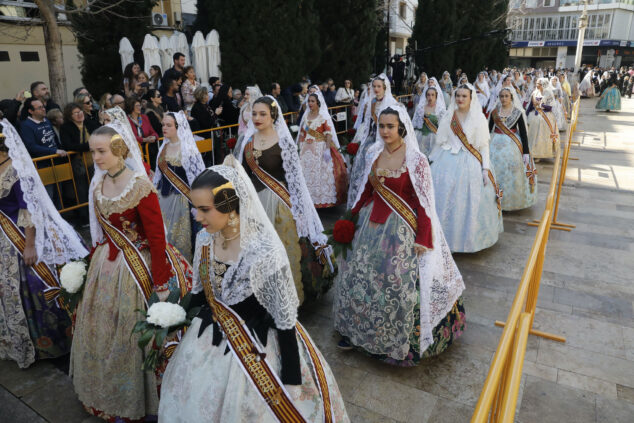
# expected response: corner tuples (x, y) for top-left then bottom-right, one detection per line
(235, 95), (332, 266)
(153, 111), (205, 186)
(0, 119), (88, 264)
(351, 73), (397, 148)
(88, 109), (148, 246)
(296, 88), (340, 148)
(191, 156), (299, 329)
(436, 83), (489, 154)
(353, 81), (372, 131)
(351, 104), (464, 353)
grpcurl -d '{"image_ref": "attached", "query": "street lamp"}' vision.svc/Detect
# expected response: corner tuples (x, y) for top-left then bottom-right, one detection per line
(573, 0), (591, 73)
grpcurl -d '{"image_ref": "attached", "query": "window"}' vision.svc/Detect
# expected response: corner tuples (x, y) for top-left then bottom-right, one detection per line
(399, 2), (406, 19)
(19, 51), (39, 62)
(0, 51), (9, 62)
(543, 0), (554, 6)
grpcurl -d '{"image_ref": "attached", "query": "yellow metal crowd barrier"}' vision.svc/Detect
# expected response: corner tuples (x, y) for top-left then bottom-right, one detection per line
(471, 99), (581, 423)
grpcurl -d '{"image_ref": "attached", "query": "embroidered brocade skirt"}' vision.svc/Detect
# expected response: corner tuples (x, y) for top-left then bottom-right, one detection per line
(258, 189), (334, 305)
(158, 190), (194, 263)
(596, 87), (622, 111)
(0, 234), (72, 369)
(299, 142), (348, 208)
(528, 111), (560, 159)
(158, 318), (349, 422)
(429, 148), (503, 253)
(70, 244), (159, 421)
(333, 208), (465, 366)
(490, 133), (538, 211)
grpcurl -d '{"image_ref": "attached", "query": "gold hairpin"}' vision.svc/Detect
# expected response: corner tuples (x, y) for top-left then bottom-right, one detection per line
(212, 181), (234, 195)
(110, 134), (123, 143)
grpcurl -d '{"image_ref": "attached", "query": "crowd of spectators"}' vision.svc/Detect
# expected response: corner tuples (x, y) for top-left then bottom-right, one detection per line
(0, 52), (365, 224)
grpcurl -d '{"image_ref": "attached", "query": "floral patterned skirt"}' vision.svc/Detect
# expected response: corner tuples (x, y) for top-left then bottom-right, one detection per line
(158, 318), (350, 422)
(596, 87), (621, 111)
(0, 234), (72, 368)
(70, 244), (159, 421)
(158, 190), (194, 263)
(528, 111), (559, 159)
(333, 208), (466, 366)
(258, 189), (335, 305)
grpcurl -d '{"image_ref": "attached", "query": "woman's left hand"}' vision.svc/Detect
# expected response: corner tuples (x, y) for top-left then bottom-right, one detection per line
(23, 245), (38, 266)
(414, 245), (427, 256)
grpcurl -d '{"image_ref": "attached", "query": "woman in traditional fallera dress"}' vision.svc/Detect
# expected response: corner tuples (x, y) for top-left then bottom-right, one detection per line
(234, 96), (334, 305)
(488, 88), (538, 211)
(153, 111), (205, 262)
(334, 105), (465, 365)
(439, 71), (453, 106)
(429, 84), (503, 253)
(71, 123), (192, 422)
(296, 90), (348, 207)
(475, 72), (491, 113)
(159, 158), (349, 422)
(0, 120), (88, 369)
(595, 76), (622, 112)
(238, 85), (263, 136)
(412, 83), (446, 155)
(550, 76), (568, 131)
(347, 73), (398, 208)
(527, 78), (560, 160)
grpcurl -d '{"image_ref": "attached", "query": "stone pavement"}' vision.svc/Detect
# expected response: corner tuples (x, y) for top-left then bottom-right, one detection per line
(1, 97), (633, 422)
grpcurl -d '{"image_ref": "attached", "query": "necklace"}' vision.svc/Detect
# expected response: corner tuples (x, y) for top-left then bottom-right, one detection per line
(0, 156), (10, 167)
(106, 165), (126, 179)
(219, 231), (240, 249)
(385, 141), (405, 155)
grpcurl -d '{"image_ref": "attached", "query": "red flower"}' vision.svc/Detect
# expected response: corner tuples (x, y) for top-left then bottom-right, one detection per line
(333, 219), (355, 244)
(346, 143), (359, 156)
(347, 128), (356, 136)
(226, 137), (237, 149)
(407, 101), (414, 108)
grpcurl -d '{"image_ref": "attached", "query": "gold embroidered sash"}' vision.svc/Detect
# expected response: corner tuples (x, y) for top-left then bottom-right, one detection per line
(450, 113), (502, 213)
(244, 142), (292, 210)
(306, 126), (326, 141)
(0, 209), (62, 306)
(368, 162), (418, 233)
(158, 149), (192, 204)
(95, 206), (154, 304)
(423, 115), (438, 134)
(492, 110), (523, 154)
(200, 245), (307, 422)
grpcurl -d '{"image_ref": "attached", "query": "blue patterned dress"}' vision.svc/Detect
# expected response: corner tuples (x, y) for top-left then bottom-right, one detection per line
(489, 108), (538, 211)
(596, 85), (621, 111)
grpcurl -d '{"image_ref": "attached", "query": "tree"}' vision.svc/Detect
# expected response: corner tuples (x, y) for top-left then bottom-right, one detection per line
(34, 0), (67, 107)
(312, 0), (378, 86)
(194, 0), (321, 89)
(68, 0), (157, 97)
(410, 0), (510, 79)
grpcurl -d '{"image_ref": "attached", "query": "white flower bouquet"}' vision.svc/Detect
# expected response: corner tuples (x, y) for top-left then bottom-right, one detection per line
(59, 258), (89, 312)
(133, 290), (200, 371)
(289, 125), (300, 133)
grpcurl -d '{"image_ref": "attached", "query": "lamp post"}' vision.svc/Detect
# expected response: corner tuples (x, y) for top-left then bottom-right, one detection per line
(574, 0), (590, 73)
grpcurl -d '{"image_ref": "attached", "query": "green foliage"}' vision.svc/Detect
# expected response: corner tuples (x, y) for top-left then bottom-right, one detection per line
(67, 0), (157, 97)
(194, 0), (321, 88)
(410, 0), (510, 79)
(312, 0), (378, 85)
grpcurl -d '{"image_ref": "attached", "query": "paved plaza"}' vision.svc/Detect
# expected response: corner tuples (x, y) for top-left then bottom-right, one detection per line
(1, 98), (633, 422)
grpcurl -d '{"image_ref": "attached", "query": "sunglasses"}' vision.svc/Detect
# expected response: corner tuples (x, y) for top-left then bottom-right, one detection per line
(84, 101), (91, 105)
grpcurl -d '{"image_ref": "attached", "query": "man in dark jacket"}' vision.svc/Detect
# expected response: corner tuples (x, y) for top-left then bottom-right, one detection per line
(271, 82), (289, 114)
(20, 82), (60, 120)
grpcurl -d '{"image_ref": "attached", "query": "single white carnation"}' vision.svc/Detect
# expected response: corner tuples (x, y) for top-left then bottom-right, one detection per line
(146, 302), (187, 328)
(59, 261), (87, 294)
(289, 125), (299, 133)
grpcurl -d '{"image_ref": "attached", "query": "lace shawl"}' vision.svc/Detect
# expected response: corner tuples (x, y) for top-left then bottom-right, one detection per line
(0, 119), (88, 264)
(191, 157), (298, 329)
(153, 111), (205, 187)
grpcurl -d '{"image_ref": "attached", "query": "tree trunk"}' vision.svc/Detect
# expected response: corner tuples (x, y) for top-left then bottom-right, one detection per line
(35, 0), (67, 106)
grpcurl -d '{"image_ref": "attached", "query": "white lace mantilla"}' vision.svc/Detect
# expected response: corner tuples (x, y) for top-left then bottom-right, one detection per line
(192, 157), (299, 330)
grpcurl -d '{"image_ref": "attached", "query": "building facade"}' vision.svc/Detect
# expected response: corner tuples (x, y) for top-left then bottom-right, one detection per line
(508, 0), (634, 68)
(386, 0), (418, 56)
